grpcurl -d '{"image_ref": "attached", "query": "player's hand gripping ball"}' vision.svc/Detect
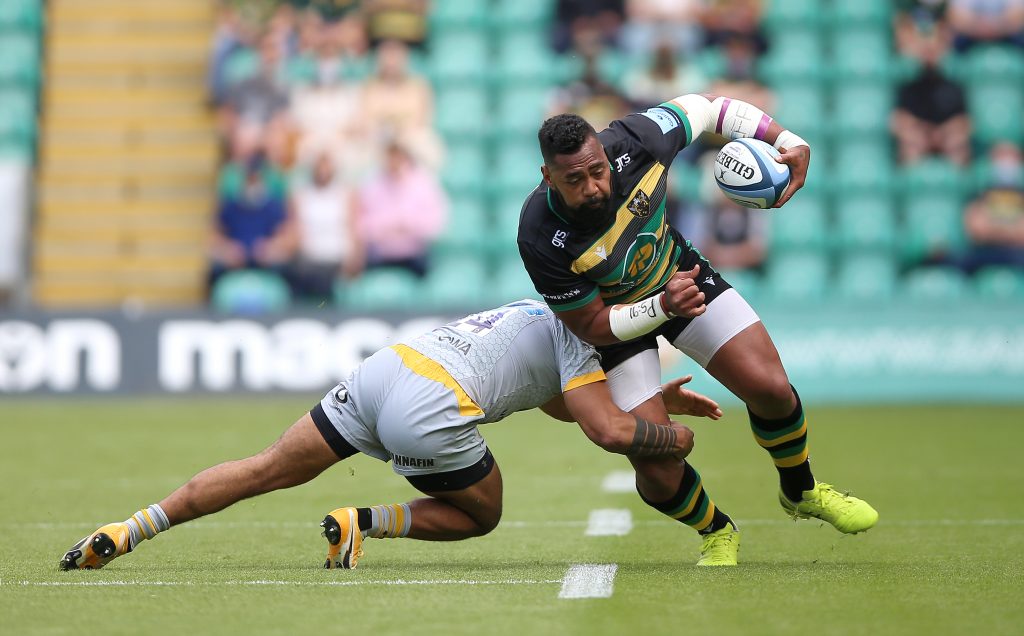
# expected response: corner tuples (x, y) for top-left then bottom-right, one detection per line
(714, 138), (790, 209)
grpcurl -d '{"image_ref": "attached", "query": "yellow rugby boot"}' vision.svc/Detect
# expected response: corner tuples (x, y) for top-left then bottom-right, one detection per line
(780, 482), (879, 534)
(59, 522), (132, 570)
(321, 507), (363, 569)
(696, 525), (740, 566)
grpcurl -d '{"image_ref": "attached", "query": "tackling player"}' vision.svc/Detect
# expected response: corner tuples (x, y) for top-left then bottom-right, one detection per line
(59, 300), (723, 571)
(518, 93), (878, 565)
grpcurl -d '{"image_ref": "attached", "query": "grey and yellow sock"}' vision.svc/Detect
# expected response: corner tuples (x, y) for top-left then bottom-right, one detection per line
(123, 504), (170, 549)
(356, 504), (411, 539)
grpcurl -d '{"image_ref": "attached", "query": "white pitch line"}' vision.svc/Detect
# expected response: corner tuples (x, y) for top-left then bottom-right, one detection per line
(4, 578), (561, 588)
(601, 470), (636, 493)
(585, 509), (633, 536)
(558, 564), (618, 599)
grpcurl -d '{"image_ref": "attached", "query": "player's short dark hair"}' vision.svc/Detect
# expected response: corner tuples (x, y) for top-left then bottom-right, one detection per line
(538, 113), (597, 165)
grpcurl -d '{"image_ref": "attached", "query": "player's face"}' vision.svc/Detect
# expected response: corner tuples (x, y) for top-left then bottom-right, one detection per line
(542, 136), (613, 228)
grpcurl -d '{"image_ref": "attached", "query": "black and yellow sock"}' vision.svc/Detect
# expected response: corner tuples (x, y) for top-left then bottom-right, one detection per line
(749, 385), (814, 502)
(639, 462), (732, 535)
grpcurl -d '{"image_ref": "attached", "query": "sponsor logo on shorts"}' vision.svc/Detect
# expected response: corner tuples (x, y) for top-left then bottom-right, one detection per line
(391, 454), (436, 468)
(333, 385), (349, 404)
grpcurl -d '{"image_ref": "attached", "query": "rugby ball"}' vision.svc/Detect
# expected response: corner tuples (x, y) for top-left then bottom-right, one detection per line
(714, 138), (790, 209)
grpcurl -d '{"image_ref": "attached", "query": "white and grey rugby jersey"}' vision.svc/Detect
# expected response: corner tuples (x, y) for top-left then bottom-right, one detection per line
(399, 299), (606, 423)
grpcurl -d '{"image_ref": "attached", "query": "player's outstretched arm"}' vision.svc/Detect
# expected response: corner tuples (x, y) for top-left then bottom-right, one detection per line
(541, 375), (721, 423)
(661, 375), (723, 420)
(562, 381), (694, 460)
(666, 92), (810, 208)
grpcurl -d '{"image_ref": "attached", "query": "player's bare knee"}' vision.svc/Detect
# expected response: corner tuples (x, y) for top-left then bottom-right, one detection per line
(745, 373), (796, 416)
(472, 504), (502, 536)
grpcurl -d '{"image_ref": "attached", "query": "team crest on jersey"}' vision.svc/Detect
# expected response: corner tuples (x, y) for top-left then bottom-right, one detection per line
(627, 190), (651, 218)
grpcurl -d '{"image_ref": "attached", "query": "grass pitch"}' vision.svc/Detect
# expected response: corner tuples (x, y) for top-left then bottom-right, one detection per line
(2, 399), (1023, 635)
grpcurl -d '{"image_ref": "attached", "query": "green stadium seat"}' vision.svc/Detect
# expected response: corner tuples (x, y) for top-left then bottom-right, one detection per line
(973, 266), (1024, 301)
(903, 266), (969, 302)
(900, 158), (970, 197)
(429, 0), (489, 30)
(427, 31), (489, 84)
(765, 251), (830, 302)
(423, 255), (488, 311)
(441, 140), (487, 198)
(493, 86), (550, 139)
(834, 84), (892, 138)
(222, 48), (259, 87)
(965, 45), (1024, 83)
(718, 268), (762, 304)
(434, 87), (488, 140)
(758, 44), (826, 84)
(827, 0), (892, 27)
(0, 88), (36, 142)
(494, 193), (528, 247)
(763, 0), (823, 30)
(833, 140), (896, 193)
(0, 31), (40, 86)
(0, 136), (33, 161)
(435, 195), (488, 257)
(487, 255), (540, 305)
(834, 253), (898, 301)
(901, 196), (966, 264)
(834, 195), (897, 253)
(490, 141), (544, 200)
(774, 86), (826, 139)
(211, 270), (291, 315)
(829, 29), (892, 83)
(970, 84), (1024, 146)
(336, 267), (422, 311)
(490, 0), (555, 28)
(494, 32), (560, 84)
(0, 0), (43, 30)
(769, 193), (829, 252)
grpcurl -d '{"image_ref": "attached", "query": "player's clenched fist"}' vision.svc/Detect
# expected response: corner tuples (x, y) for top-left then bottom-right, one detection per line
(661, 265), (706, 318)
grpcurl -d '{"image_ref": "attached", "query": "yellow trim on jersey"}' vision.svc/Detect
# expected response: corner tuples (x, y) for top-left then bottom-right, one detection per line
(562, 369), (607, 393)
(389, 344), (484, 417)
(570, 163), (666, 275)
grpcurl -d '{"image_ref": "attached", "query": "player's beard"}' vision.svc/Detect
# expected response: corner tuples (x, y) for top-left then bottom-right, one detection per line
(562, 193), (613, 231)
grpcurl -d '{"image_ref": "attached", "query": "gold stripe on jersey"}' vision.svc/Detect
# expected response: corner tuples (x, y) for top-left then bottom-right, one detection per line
(389, 344), (484, 417)
(562, 369), (607, 393)
(570, 162), (666, 275)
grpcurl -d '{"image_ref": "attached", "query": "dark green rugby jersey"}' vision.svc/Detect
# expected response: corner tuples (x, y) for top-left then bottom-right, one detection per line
(518, 101), (695, 312)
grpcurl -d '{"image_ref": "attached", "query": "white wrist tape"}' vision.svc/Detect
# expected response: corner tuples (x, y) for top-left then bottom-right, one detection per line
(608, 293), (672, 342)
(773, 129), (809, 151)
(710, 96), (773, 141)
(667, 94), (776, 143)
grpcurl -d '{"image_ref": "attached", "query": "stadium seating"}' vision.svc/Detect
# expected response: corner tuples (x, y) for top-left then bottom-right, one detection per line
(336, 267), (422, 311)
(903, 266), (970, 302)
(834, 253), (898, 301)
(974, 266), (1024, 301)
(764, 251), (830, 302)
(211, 270), (291, 315)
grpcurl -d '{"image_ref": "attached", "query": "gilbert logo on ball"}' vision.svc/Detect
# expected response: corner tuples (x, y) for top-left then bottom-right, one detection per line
(714, 138), (790, 209)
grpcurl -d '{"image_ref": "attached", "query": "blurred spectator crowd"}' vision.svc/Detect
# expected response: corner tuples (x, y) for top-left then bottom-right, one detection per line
(204, 0), (1024, 312)
(207, 0), (448, 306)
